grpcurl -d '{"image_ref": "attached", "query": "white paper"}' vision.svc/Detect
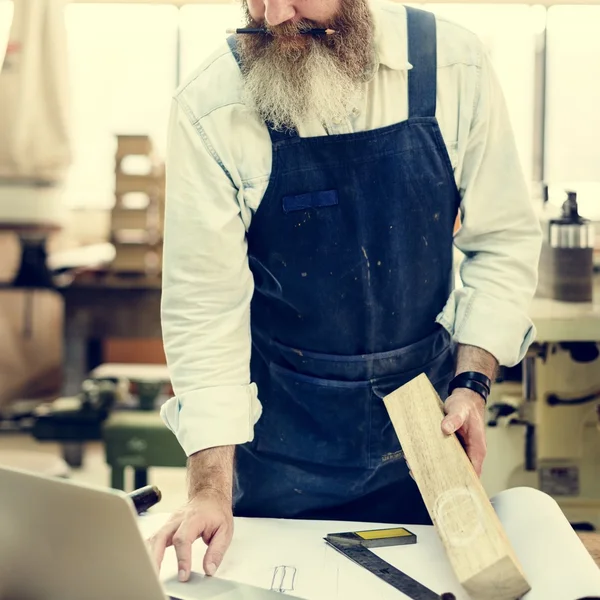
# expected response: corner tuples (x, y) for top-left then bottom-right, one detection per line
(139, 514), (468, 599)
(138, 487), (600, 600)
(162, 572), (297, 599)
(492, 487), (600, 600)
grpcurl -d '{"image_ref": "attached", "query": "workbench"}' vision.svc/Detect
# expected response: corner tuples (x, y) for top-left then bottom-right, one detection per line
(60, 274), (161, 396)
(529, 275), (600, 342)
(59, 270), (600, 398)
(510, 274), (600, 531)
(138, 487), (600, 600)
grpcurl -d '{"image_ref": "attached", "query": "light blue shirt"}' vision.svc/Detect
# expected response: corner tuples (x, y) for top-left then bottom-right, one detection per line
(160, 0), (543, 457)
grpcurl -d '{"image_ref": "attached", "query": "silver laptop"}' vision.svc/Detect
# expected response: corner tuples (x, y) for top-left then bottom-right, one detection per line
(0, 465), (294, 600)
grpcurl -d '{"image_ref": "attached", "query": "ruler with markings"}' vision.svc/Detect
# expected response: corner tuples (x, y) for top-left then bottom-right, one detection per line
(325, 528), (451, 600)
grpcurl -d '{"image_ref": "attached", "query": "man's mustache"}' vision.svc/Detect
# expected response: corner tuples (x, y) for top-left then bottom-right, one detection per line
(258, 19), (325, 36)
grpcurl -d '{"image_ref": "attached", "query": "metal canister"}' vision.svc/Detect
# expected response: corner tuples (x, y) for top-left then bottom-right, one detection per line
(549, 192), (595, 249)
(538, 191), (594, 302)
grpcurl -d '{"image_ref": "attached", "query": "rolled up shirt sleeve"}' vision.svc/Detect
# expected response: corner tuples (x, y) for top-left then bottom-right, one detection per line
(436, 48), (543, 367)
(160, 97), (261, 457)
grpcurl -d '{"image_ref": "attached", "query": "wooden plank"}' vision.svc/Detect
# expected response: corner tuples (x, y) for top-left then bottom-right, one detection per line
(110, 243), (162, 273)
(578, 533), (600, 568)
(69, 271), (161, 289)
(110, 207), (149, 230)
(102, 340), (167, 367)
(383, 373), (531, 600)
(115, 135), (154, 159)
(115, 173), (163, 197)
(111, 228), (161, 245)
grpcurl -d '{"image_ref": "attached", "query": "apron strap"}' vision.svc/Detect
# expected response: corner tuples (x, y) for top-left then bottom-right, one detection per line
(226, 34), (241, 64)
(226, 35), (299, 143)
(405, 6), (437, 119)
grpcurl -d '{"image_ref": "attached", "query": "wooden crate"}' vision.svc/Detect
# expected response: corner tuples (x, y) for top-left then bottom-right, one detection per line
(110, 135), (165, 275)
(110, 242), (162, 274)
(111, 207), (150, 231)
(114, 171), (164, 198)
(115, 135), (156, 164)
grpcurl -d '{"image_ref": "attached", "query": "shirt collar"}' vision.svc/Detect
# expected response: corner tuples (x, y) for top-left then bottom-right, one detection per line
(370, 0), (413, 71)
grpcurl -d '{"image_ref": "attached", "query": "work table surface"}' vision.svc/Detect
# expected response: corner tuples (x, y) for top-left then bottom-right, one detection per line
(139, 513), (474, 600)
(137, 510), (600, 600)
(64, 270), (600, 343)
(530, 274), (600, 342)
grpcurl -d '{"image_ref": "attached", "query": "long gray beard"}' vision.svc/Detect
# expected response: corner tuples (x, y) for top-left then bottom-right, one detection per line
(240, 43), (366, 132)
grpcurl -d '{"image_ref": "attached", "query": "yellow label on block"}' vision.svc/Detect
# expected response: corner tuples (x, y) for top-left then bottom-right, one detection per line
(355, 528), (412, 540)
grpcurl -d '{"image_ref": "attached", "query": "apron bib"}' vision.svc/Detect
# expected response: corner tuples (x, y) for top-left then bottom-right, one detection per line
(230, 6), (461, 524)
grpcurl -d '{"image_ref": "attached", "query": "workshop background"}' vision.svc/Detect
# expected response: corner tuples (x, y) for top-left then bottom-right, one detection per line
(0, 0), (599, 524)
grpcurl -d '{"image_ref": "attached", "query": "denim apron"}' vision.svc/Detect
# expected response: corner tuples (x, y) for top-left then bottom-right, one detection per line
(229, 6), (460, 525)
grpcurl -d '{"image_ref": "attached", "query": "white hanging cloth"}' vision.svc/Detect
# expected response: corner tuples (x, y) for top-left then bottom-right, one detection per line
(0, 0), (72, 185)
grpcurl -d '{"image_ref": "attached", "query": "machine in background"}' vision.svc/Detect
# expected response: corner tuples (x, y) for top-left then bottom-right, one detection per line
(537, 189), (595, 302)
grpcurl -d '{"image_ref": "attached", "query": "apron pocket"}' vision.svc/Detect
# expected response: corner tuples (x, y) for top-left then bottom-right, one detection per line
(368, 343), (456, 469)
(254, 362), (371, 469)
(370, 342), (455, 400)
(282, 189), (338, 213)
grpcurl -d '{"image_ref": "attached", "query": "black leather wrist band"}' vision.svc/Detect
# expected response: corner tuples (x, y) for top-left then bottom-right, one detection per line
(448, 371), (492, 404)
(452, 371), (491, 392)
(449, 379), (489, 403)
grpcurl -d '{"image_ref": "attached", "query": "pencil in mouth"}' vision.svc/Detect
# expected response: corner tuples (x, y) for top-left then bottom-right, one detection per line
(226, 27), (337, 36)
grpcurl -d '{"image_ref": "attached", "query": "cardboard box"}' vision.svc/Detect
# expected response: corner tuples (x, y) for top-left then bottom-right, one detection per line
(0, 289), (63, 410)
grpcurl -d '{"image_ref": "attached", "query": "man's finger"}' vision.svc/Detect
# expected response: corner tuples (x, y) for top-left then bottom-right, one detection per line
(147, 529), (173, 573)
(204, 524), (232, 576)
(172, 521), (202, 582)
(441, 412), (464, 435)
(468, 448), (485, 476)
(466, 432), (487, 476)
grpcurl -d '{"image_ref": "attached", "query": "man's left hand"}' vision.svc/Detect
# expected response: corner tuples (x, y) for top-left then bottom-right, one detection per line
(440, 388), (487, 476)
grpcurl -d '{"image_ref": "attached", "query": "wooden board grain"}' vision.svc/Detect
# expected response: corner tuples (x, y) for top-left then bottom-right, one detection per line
(579, 533), (600, 569)
(383, 373), (531, 600)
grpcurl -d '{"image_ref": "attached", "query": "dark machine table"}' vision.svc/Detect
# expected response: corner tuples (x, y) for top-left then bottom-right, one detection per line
(60, 274), (162, 396)
(31, 273), (175, 473)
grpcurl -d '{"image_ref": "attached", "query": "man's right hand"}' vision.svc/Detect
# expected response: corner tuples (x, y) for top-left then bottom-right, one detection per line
(147, 445), (235, 582)
(148, 489), (233, 581)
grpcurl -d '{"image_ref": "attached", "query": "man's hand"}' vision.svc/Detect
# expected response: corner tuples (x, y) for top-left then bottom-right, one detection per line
(147, 445), (235, 582)
(441, 388), (487, 476)
(440, 342), (497, 476)
(148, 489), (233, 582)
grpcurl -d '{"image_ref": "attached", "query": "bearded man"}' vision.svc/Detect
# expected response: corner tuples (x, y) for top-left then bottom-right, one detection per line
(150, 0), (542, 584)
